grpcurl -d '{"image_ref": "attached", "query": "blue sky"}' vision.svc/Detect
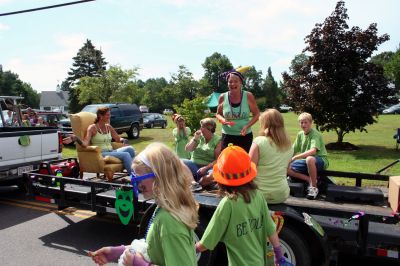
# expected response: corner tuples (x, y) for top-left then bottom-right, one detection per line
(0, 0), (399, 92)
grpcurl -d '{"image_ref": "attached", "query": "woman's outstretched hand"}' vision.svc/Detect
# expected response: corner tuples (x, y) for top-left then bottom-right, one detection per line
(88, 247), (112, 265)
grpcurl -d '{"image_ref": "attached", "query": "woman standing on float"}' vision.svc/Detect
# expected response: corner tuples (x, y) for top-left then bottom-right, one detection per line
(216, 69), (260, 152)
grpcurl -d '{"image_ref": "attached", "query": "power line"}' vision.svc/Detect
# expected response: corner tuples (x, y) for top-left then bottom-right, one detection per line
(0, 0), (95, 17)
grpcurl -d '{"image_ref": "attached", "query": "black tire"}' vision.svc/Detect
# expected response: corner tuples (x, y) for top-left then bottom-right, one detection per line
(277, 225), (311, 266)
(126, 124), (140, 139)
(162, 122), (166, 129)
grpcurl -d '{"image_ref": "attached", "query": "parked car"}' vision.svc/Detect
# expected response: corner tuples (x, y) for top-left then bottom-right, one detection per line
(143, 113), (167, 128)
(163, 109), (173, 115)
(58, 103), (144, 139)
(139, 105), (149, 113)
(382, 104), (400, 114)
(279, 104), (293, 113)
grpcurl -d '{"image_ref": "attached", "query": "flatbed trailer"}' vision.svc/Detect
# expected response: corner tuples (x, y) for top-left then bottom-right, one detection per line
(25, 164), (400, 266)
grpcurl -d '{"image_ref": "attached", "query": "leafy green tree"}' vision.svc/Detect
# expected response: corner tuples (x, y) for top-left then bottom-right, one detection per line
(65, 39), (108, 112)
(0, 69), (39, 107)
(201, 52), (233, 93)
(282, 1), (396, 144)
(141, 77), (172, 112)
(385, 48), (400, 92)
(243, 66), (263, 97)
(174, 97), (209, 132)
(77, 65), (139, 104)
(263, 67), (280, 108)
(170, 65), (199, 101)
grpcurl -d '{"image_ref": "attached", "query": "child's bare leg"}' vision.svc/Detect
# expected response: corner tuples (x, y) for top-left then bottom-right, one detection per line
(287, 168), (310, 183)
(306, 156), (317, 187)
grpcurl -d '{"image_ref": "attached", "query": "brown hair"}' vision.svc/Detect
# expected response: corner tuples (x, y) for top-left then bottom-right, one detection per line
(94, 107), (110, 123)
(217, 181), (258, 203)
(259, 109), (291, 151)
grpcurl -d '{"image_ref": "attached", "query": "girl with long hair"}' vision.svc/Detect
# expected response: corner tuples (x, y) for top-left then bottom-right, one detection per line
(89, 143), (198, 266)
(249, 109), (293, 204)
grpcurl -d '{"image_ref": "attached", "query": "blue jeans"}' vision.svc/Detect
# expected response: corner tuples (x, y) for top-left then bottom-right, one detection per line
(290, 156), (325, 175)
(102, 146), (135, 174)
(182, 159), (212, 182)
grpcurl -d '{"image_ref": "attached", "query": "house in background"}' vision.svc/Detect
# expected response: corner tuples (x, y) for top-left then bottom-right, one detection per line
(39, 89), (69, 113)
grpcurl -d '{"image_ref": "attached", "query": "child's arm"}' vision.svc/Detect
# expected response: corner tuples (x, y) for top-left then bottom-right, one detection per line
(292, 147), (317, 161)
(195, 242), (208, 252)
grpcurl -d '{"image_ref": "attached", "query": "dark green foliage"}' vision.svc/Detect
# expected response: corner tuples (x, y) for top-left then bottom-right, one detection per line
(263, 67), (280, 108)
(65, 39), (107, 112)
(243, 66), (263, 97)
(201, 52), (233, 93)
(174, 97), (210, 132)
(282, 1), (396, 143)
(0, 68), (39, 108)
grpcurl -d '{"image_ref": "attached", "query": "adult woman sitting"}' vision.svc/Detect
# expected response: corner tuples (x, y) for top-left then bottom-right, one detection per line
(77, 106), (135, 176)
(249, 109), (293, 204)
(182, 118), (221, 186)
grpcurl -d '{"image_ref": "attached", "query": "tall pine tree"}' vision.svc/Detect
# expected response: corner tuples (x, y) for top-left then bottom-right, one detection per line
(263, 67), (279, 108)
(64, 39), (107, 112)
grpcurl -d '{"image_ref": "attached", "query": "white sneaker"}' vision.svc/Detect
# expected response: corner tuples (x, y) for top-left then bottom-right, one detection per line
(306, 186), (319, 200)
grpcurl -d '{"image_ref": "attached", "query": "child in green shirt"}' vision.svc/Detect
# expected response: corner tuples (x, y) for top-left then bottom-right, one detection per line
(172, 114), (191, 159)
(196, 145), (289, 266)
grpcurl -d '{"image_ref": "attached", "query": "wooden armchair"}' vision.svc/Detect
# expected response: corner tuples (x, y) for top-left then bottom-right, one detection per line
(70, 112), (124, 180)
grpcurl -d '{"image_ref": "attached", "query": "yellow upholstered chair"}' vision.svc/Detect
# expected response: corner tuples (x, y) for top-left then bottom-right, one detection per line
(70, 112), (124, 181)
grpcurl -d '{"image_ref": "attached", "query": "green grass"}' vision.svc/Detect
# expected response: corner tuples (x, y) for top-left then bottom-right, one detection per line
(63, 113), (400, 185)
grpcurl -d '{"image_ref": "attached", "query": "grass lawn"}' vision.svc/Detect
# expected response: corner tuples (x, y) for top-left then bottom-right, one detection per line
(63, 113), (400, 186)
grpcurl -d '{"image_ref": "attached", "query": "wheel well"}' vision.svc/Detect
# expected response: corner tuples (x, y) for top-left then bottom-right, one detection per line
(283, 216), (328, 266)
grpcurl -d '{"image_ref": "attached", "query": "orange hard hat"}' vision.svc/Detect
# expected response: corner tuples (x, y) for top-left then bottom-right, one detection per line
(213, 145), (257, 186)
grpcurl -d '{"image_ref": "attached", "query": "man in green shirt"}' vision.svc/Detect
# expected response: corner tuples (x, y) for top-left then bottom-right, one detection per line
(288, 112), (329, 200)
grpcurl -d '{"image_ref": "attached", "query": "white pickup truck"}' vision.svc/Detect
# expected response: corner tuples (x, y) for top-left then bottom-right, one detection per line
(0, 96), (62, 190)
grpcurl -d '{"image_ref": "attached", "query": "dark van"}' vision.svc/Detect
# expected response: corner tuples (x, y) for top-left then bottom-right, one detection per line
(59, 103), (143, 139)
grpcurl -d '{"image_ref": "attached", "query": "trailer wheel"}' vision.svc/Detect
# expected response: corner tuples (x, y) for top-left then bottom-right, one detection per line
(277, 225), (311, 266)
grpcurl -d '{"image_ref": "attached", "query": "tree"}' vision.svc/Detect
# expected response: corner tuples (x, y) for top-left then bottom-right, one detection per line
(0, 69), (39, 107)
(141, 78), (169, 112)
(65, 39), (108, 112)
(282, 1), (396, 144)
(243, 66), (263, 97)
(174, 97), (209, 131)
(201, 52), (233, 94)
(263, 67), (280, 108)
(385, 48), (400, 92)
(170, 65), (199, 101)
(76, 65), (139, 104)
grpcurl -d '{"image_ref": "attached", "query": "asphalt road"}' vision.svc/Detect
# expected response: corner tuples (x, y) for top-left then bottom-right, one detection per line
(0, 186), (134, 266)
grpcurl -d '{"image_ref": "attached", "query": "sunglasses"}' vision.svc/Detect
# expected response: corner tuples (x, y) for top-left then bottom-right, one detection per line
(130, 171), (156, 197)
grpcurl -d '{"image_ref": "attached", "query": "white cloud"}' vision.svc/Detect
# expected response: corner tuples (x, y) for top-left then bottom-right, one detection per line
(0, 22), (10, 30)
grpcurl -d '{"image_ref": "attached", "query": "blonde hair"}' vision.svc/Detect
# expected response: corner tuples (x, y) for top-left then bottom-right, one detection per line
(200, 117), (216, 133)
(298, 112), (313, 122)
(132, 143), (198, 229)
(259, 109), (291, 151)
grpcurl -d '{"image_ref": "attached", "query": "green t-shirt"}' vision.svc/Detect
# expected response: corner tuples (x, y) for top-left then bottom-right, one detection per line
(173, 127), (191, 159)
(222, 90), (251, 136)
(293, 128), (329, 168)
(191, 134), (221, 165)
(200, 190), (276, 266)
(253, 136), (293, 204)
(146, 208), (197, 266)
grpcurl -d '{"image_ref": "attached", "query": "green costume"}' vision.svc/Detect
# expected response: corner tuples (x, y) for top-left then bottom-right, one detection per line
(172, 127), (191, 159)
(293, 128), (329, 168)
(146, 208), (197, 266)
(200, 190), (276, 266)
(253, 136), (293, 204)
